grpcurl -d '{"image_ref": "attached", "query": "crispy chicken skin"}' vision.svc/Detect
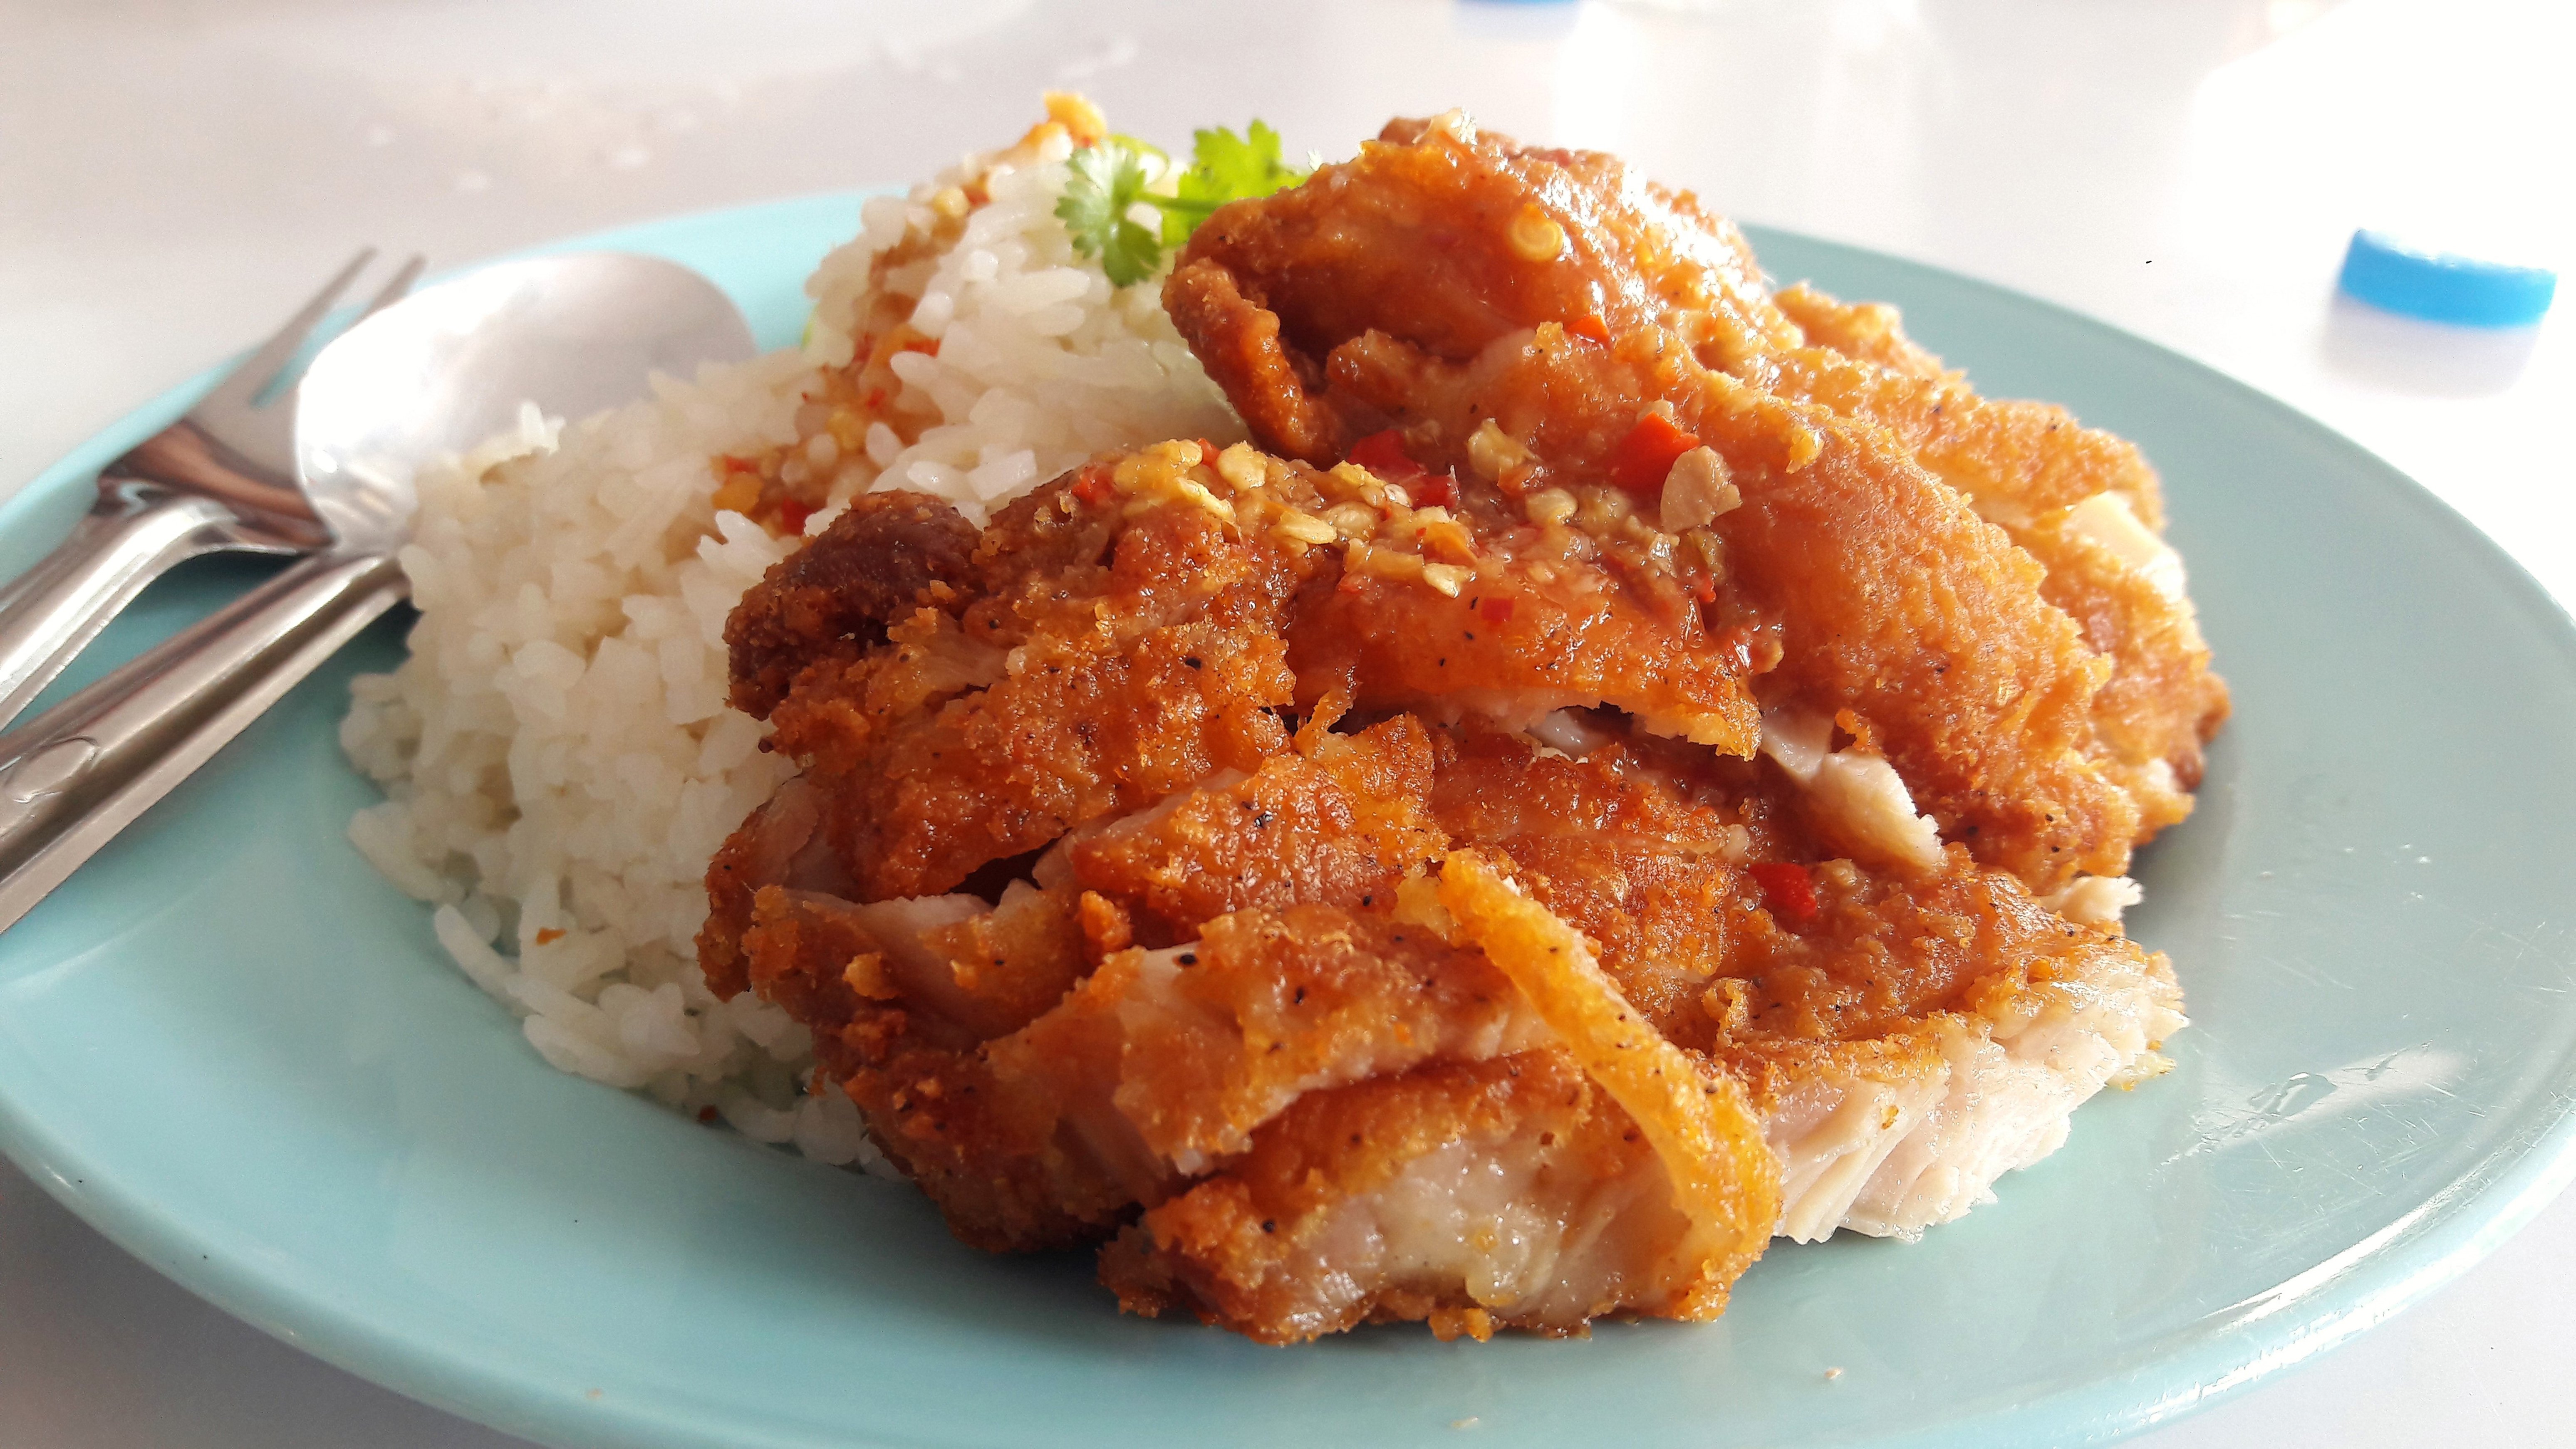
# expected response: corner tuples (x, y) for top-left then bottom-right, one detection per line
(701, 429), (2189, 1338)
(767, 471), (1304, 901)
(1770, 281), (2229, 828)
(1102, 1052), (1710, 1342)
(724, 491), (981, 720)
(1298, 297), (2135, 888)
(1168, 112), (2225, 875)
(696, 111), (2217, 1343)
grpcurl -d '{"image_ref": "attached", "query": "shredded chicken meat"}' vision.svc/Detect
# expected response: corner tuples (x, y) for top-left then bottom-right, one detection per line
(695, 111), (2221, 1344)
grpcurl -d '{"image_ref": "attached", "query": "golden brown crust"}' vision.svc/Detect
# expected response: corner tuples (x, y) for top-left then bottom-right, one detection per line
(1765, 282), (2229, 809)
(1164, 115), (2225, 891)
(724, 490), (981, 720)
(1067, 716), (1447, 939)
(1690, 375), (2139, 885)
(771, 472), (1308, 900)
(1288, 562), (1763, 757)
(692, 111), (2222, 1345)
(1770, 282), (1957, 382)
(1102, 1052), (1702, 1343)
(1107, 904), (1528, 1170)
(1437, 850), (1778, 1318)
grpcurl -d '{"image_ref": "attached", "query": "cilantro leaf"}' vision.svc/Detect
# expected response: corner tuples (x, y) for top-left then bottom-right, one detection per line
(1057, 121), (1312, 287)
(1160, 122), (1309, 246)
(1056, 139), (1163, 287)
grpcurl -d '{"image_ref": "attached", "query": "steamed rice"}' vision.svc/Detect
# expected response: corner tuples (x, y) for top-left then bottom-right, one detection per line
(339, 118), (1238, 1161)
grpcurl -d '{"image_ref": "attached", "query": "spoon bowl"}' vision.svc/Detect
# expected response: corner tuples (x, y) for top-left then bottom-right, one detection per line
(296, 253), (757, 555)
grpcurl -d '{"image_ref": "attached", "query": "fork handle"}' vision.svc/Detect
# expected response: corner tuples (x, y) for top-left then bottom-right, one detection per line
(0, 549), (407, 935)
(0, 487), (255, 730)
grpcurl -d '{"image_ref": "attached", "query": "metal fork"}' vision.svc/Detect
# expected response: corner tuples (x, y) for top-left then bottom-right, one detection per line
(0, 250), (425, 729)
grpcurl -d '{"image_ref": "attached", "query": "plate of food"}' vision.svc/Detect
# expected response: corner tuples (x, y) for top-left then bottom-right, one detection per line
(5, 96), (2576, 1449)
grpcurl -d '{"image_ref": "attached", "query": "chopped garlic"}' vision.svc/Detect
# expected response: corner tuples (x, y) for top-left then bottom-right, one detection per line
(1328, 460), (1383, 495)
(1271, 510), (1337, 545)
(1659, 445), (1740, 532)
(1214, 442), (1268, 492)
(1467, 419), (1532, 482)
(1525, 488), (1577, 526)
(1323, 502), (1379, 539)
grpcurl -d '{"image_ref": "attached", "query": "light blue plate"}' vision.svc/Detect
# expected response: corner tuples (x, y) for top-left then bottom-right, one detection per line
(4, 195), (2575, 1449)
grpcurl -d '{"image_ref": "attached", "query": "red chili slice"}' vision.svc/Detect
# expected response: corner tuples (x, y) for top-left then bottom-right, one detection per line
(1349, 428), (1461, 505)
(1747, 861), (1818, 924)
(1607, 412), (1702, 496)
(1348, 429), (1427, 481)
(778, 498), (817, 536)
(1070, 465), (1117, 507)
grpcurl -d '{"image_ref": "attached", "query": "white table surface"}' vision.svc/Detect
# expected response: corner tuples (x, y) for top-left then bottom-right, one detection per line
(3, 0), (2571, 1444)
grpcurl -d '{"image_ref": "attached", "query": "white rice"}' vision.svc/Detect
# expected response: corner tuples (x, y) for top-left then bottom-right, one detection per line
(339, 126), (1237, 1162)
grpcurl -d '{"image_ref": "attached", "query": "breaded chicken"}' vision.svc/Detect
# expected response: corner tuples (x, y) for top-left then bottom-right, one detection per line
(695, 110), (2218, 1345)
(700, 428), (2194, 1338)
(1166, 111), (2224, 881)
(1771, 281), (2229, 829)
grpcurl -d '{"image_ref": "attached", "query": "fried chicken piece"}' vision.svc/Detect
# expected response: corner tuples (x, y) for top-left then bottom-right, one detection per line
(699, 776), (854, 1000)
(698, 431), (2190, 1338)
(1710, 865), (2184, 1241)
(1101, 907), (1547, 1173)
(1101, 853), (1779, 1344)
(1066, 713), (1447, 941)
(1436, 850), (1778, 1302)
(1323, 321), (2135, 888)
(1167, 113), (2226, 879)
(745, 440), (1761, 908)
(736, 866), (1555, 1249)
(1770, 283), (1957, 382)
(1770, 282), (2228, 814)
(724, 490), (980, 719)
(1166, 111), (1794, 462)
(846, 906), (1159, 1251)
(1102, 1052), (1708, 1342)
(1761, 284), (2162, 525)
(1426, 723), (1767, 1039)
(1288, 566), (1761, 754)
(1420, 724), (2180, 1243)
(765, 460), (1307, 900)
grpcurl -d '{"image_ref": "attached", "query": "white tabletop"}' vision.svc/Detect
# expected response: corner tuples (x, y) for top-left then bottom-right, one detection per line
(3, 1), (2570, 1443)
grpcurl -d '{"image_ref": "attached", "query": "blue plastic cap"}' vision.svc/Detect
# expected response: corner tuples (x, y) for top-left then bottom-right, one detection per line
(2339, 229), (2556, 328)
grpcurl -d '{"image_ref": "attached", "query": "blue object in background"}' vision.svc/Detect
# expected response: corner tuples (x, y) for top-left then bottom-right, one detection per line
(2339, 229), (2556, 327)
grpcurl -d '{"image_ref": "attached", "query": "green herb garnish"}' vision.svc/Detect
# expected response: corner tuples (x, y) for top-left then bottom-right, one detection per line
(1056, 138), (1164, 289)
(1057, 121), (1311, 287)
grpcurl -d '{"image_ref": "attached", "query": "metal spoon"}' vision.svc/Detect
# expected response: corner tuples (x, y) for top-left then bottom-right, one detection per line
(0, 252), (757, 933)
(0, 251), (423, 732)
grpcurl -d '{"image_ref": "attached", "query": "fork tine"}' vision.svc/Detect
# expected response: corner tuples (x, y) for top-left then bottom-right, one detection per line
(200, 247), (377, 412)
(356, 254), (426, 325)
